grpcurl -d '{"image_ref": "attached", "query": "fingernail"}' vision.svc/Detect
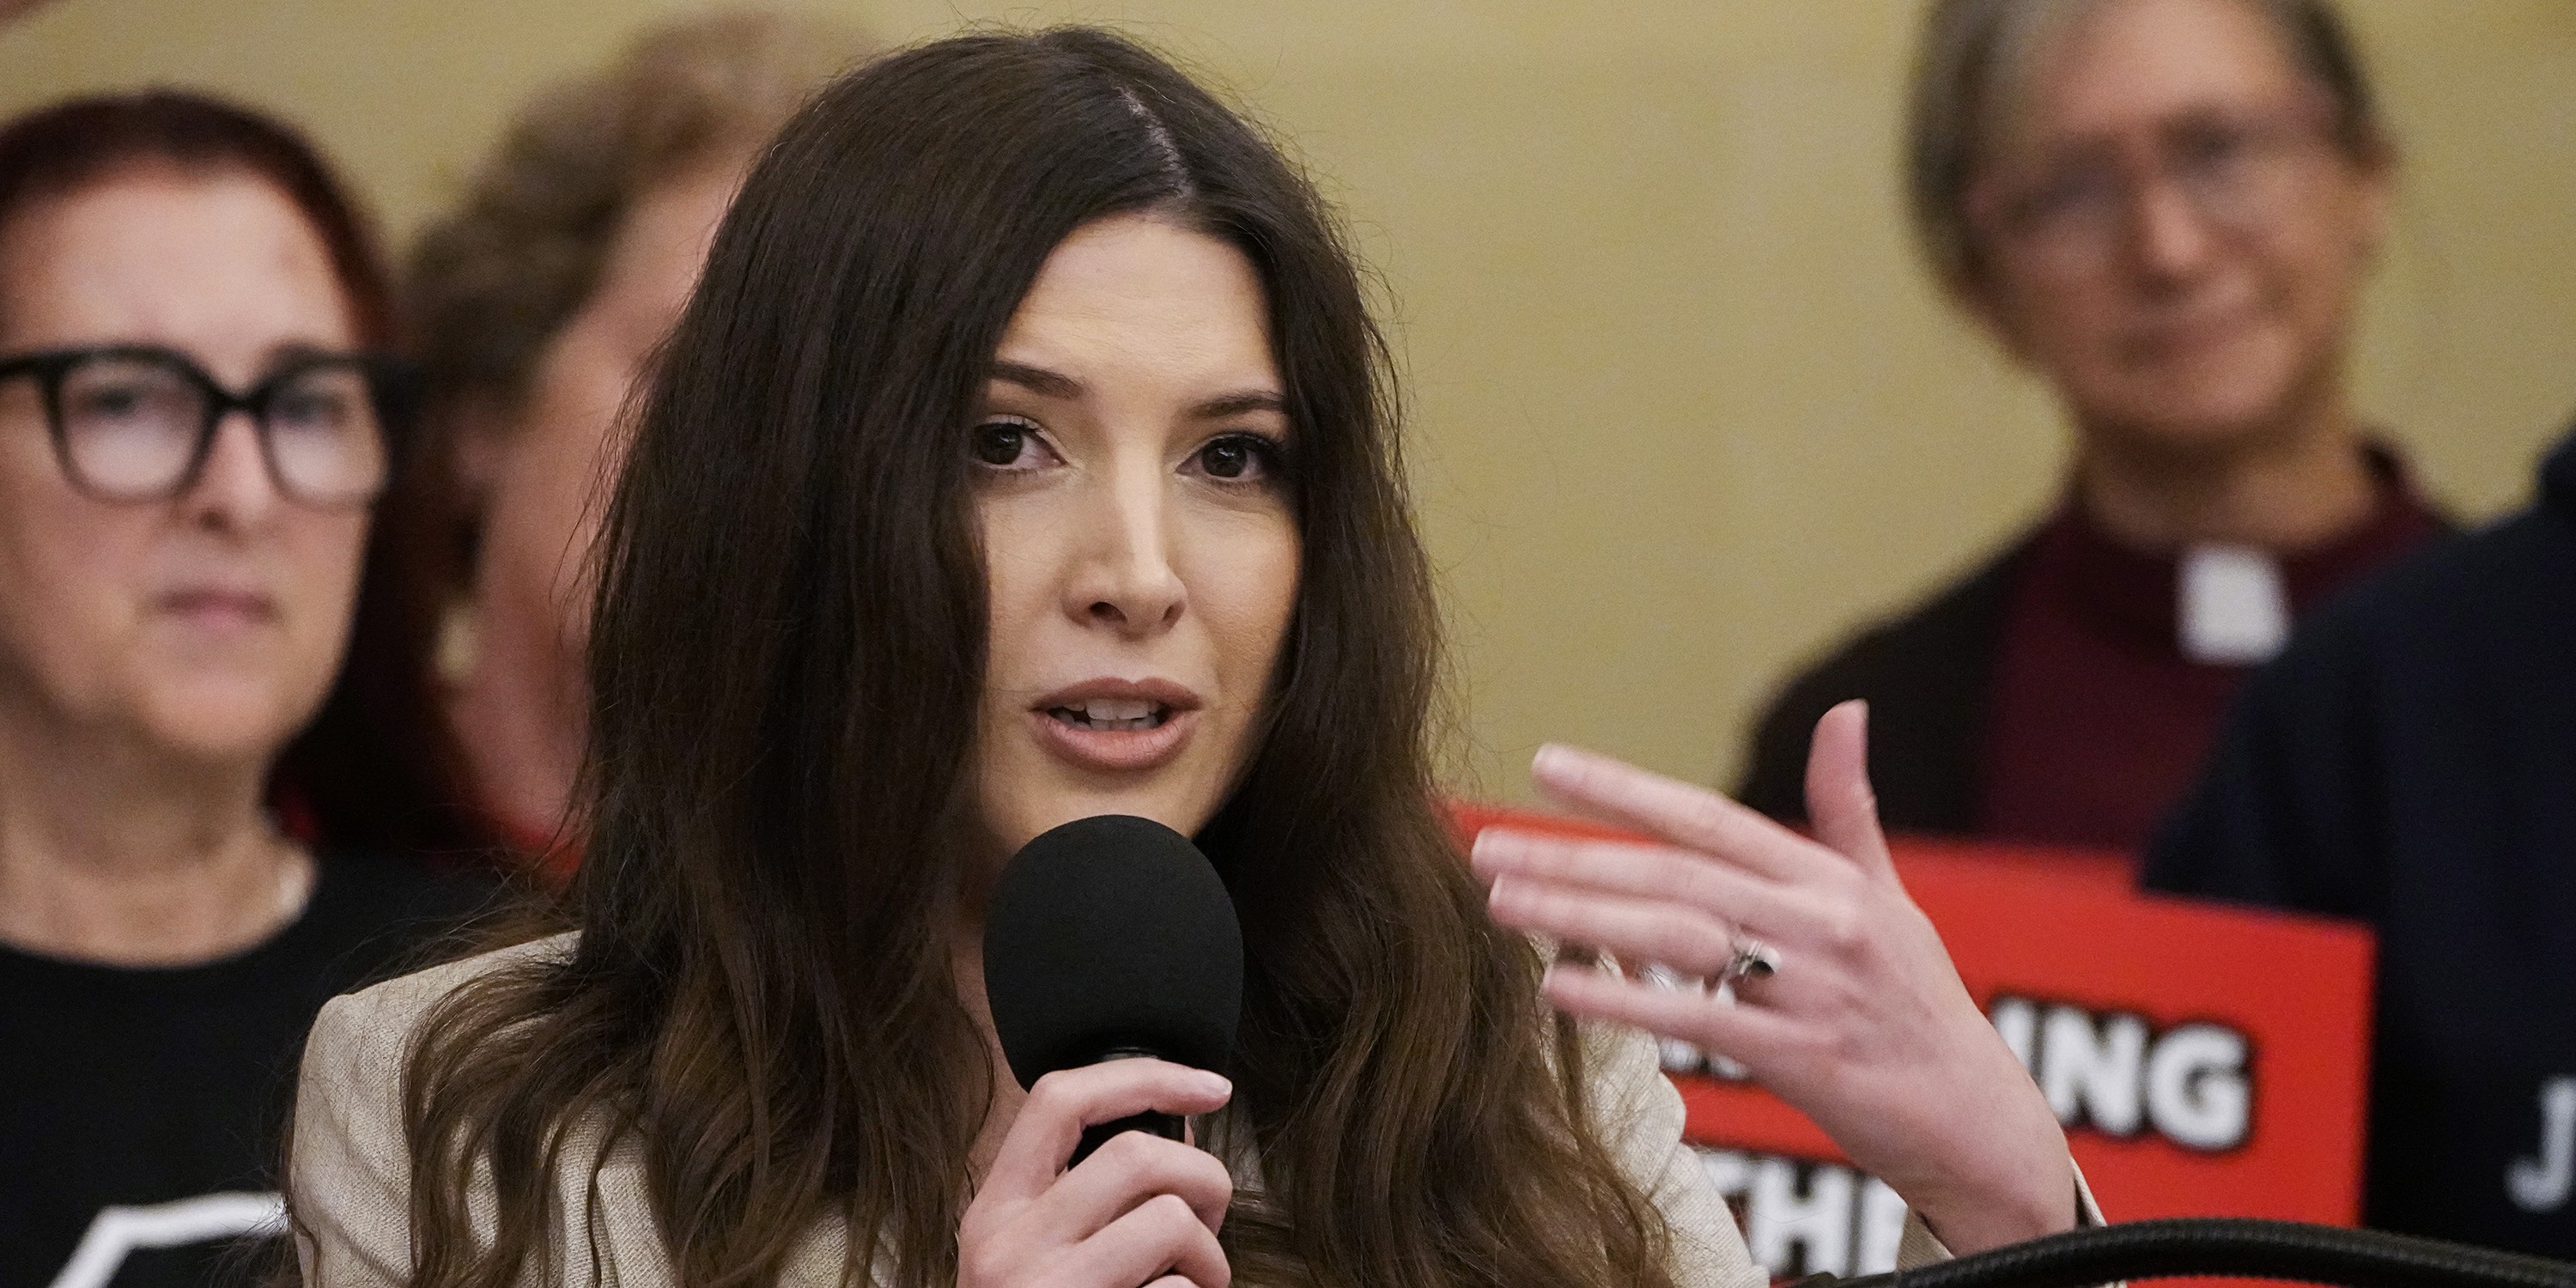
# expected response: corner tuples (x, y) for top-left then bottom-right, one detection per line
(1470, 828), (1521, 866)
(1532, 744), (1575, 776)
(1195, 1071), (1232, 1097)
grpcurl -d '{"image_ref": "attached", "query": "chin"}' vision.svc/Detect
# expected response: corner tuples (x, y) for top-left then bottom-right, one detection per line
(143, 686), (318, 765)
(985, 775), (1224, 858)
(2101, 368), (2307, 454)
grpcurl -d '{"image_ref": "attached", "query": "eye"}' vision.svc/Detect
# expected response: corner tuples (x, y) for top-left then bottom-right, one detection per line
(63, 369), (188, 424)
(2172, 119), (2256, 178)
(2014, 160), (2117, 228)
(1187, 432), (1284, 483)
(270, 384), (361, 432)
(70, 384), (143, 418)
(969, 417), (1059, 471)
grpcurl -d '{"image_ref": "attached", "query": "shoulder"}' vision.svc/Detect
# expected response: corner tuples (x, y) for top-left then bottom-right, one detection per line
(1581, 1024), (1685, 1159)
(1580, 1026), (1763, 1288)
(311, 932), (578, 1058)
(2198, 506), (2567, 728)
(2281, 499), (2571, 659)
(300, 933), (578, 1140)
(2137, 515), (2569, 909)
(289, 934), (580, 1283)
(1765, 546), (2021, 714)
(1740, 535), (2032, 827)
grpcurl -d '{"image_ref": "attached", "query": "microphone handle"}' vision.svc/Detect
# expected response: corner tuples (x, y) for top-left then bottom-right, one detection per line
(1806, 1218), (2576, 1288)
(1071, 1110), (1185, 1166)
(1065, 1048), (1191, 1167)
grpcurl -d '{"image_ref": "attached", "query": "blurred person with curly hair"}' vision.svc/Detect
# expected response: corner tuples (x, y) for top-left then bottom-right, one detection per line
(412, 11), (877, 859)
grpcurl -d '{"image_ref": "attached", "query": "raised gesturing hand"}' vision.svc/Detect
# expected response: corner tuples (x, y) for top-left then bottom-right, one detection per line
(1472, 700), (2075, 1255)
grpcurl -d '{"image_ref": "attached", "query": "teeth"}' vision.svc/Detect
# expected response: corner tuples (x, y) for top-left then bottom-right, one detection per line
(1049, 698), (1168, 731)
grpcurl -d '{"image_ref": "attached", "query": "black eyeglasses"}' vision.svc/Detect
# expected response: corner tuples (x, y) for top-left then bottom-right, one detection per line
(0, 344), (414, 507)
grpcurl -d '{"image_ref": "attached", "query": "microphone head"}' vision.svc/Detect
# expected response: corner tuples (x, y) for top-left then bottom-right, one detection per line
(981, 814), (1243, 1091)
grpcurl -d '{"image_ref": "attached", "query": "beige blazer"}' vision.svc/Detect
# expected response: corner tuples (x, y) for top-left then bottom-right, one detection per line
(290, 935), (1990, 1287)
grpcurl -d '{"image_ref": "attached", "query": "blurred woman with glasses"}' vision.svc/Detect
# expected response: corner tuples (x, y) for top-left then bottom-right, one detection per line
(1737, 0), (2450, 854)
(0, 93), (489, 1287)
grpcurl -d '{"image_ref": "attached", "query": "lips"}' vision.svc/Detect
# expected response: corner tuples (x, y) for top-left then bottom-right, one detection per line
(159, 586), (277, 629)
(2132, 315), (2253, 358)
(2123, 292), (2266, 360)
(1028, 677), (1203, 773)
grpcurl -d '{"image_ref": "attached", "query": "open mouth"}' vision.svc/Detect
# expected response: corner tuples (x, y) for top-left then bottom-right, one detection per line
(1045, 698), (1173, 732)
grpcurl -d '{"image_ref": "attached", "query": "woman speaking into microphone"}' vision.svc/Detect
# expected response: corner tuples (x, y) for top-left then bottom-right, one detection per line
(287, 28), (2084, 1288)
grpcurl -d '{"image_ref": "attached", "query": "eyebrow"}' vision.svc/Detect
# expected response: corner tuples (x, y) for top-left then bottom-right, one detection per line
(988, 360), (1287, 421)
(256, 340), (362, 372)
(264, 337), (361, 360)
(990, 360), (1083, 400)
(1191, 390), (1287, 419)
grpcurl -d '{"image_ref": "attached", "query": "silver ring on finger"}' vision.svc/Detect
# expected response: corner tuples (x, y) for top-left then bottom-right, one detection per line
(1720, 934), (1779, 987)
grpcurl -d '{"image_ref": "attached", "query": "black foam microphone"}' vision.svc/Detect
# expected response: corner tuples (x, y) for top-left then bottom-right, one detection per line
(982, 814), (1243, 1165)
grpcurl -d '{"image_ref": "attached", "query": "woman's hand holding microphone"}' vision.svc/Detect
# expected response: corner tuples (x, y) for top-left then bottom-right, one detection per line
(1473, 700), (2078, 1256)
(959, 1059), (1236, 1288)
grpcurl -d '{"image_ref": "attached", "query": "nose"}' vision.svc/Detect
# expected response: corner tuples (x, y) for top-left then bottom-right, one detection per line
(1063, 458), (1186, 637)
(181, 410), (284, 530)
(2124, 172), (2217, 283)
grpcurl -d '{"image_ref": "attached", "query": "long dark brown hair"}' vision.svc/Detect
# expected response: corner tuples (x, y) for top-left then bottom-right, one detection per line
(396, 28), (1674, 1288)
(0, 91), (483, 858)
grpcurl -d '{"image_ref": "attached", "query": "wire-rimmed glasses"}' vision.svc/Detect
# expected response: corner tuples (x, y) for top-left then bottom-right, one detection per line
(0, 343), (412, 507)
(1967, 101), (2346, 277)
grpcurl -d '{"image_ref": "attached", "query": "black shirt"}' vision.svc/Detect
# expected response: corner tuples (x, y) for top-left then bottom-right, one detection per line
(0, 851), (491, 1288)
(2145, 424), (2576, 1257)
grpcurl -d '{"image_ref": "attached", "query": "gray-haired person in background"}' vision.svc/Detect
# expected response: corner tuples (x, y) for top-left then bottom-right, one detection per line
(410, 11), (876, 860)
(1738, 0), (2447, 854)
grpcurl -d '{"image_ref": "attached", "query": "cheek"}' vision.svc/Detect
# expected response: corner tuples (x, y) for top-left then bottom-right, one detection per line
(0, 446), (139, 668)
(518, 341), (641, 516)
(1979, 269), (2100, 368)
(1196, 514), (1301, 688)
(512, 329), (644, 529)
(975, 496), (1054, 705)
(2258, 206), (2373, 326)
(288, 511), (371, 628)
(488, 392), (632, 617)
(529, 309), (648, 428)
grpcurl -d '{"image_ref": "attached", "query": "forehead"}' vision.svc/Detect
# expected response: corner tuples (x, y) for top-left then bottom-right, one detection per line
(0, 167), (355, 368)
(2003, 0), (2310, 146)
(996, 214), (1277, 389)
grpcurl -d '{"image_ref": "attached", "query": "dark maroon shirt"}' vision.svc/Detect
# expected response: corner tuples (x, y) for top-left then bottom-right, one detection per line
(1976, 453), (2447, 852)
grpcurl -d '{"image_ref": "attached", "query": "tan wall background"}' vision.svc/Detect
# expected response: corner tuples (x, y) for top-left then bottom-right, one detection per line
(6, 1), (2573, 802)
